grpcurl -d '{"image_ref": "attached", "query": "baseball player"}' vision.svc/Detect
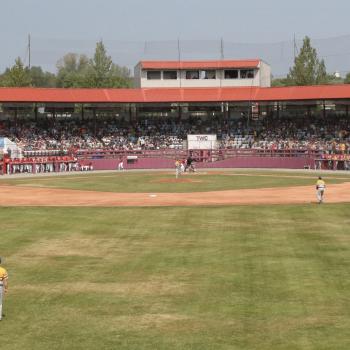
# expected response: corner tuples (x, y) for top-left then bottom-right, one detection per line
(118, 158), (124, 171)
(175, 159), (181, 179)
(180, 160), (185, 173)
(0, 257), (8, 321)
(316, 176), (326, 204)
(186, 156), (196, 172)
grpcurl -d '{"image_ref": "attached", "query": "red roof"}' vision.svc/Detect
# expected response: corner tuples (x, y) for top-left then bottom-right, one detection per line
(1, 85), (350, 104)
(139, 60), (261, 70)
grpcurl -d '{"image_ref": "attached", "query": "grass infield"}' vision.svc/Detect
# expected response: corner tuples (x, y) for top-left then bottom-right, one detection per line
(1, 169), (350, 193)
(1, 203), (350, 349)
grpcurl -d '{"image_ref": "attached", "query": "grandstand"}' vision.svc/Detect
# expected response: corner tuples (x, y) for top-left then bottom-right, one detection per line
(0, 60), (350, 174)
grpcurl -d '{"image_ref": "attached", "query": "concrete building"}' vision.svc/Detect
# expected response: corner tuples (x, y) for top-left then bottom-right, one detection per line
(134, 59), (271, 88)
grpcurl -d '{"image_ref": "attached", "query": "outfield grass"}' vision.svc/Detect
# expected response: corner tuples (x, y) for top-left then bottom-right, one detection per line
(1, 170), (350, 193)
(1, 204), (350, 349)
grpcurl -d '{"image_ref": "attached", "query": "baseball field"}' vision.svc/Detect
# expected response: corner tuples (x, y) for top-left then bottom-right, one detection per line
(1, 169), (350, 349)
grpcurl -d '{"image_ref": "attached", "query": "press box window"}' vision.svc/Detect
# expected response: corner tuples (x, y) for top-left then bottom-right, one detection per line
(200, 70), (216, 79)
(224, 70), (239, 79)
(240, 69), (255, 79)
(186, 70), (199, 79)
(147, 71), (161, 80)
(163, 70), (178, 80)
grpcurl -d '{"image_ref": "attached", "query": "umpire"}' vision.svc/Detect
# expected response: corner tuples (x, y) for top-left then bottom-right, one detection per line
(0, 257), (8, 320)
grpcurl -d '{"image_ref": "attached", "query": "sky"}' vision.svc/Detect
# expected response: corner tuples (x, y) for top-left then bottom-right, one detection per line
(1, 0), (350, 76)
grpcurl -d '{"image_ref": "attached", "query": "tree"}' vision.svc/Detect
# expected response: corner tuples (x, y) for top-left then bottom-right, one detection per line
(56, 53), (89, 88)
(0, 57), (31, 87)
(108, 63), (132, 88)
(326, 74), (344, 85)
(345, 72), (350, 84)
(87, 40), (113, 87)
(29, 66), (56, 87)
(271, 77), (290, 87)
(287, 36), (329, 86)
(55, 43), (131, 88)
(0, 72), (5, 86)
(85, 40), (131, 88)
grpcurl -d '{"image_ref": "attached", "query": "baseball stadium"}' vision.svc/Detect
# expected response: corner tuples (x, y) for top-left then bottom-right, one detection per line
(1, 57), (350, 350)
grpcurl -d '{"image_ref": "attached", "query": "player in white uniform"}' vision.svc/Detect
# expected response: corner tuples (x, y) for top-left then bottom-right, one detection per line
(180, 161), (185, 173)
(118, 158), (124, 171)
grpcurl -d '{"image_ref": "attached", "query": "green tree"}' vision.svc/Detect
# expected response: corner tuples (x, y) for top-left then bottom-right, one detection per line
(54, 41), (131, 88)
(271, 77), (290, 87)
(56, 53), (89, 88)
(85, 40), (131, 88)
(29, 66), (56, 87)
(326, 74), (344, 85)
(344, 72), (350, 84)
(86, 40), (113, 87)
(108, 63), (132, 88)
(0, 57), (31, 87)
(287, 36), (329, 86)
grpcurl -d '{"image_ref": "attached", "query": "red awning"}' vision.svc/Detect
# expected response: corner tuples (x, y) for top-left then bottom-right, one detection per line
(0, 85), (350, 104)
(139, 60), (261, 70)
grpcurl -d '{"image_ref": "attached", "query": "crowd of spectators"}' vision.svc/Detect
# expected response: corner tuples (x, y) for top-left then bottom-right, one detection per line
(0, 114), (349, 154)
(220, 116), (350, 153)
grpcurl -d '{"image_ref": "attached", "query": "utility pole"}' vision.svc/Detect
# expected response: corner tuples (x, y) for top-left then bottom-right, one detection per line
(177, 38), (182, 88)
(28, 34), (31, 69)
(293, 34), (298, 61)
(220, 38), (224, 88)
(220, 37), (224, 60)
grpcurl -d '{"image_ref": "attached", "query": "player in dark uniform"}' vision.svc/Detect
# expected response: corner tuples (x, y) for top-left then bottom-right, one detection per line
(186, 156), (196, 172)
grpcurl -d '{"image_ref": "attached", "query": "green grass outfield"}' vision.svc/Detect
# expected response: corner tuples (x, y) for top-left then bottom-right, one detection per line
(1, 169), (350, 192)
(1, 170), (350, 349)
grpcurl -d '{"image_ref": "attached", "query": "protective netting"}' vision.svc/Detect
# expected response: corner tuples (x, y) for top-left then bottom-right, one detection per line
(3, 35), (350, 77)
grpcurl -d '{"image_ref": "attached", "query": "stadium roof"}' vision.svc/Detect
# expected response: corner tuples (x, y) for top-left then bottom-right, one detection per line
(139, 60), (261, 70)
(1, 85), (350, 104)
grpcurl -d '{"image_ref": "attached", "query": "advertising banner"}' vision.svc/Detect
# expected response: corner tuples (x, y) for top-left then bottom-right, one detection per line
(187, 135), (217, 150)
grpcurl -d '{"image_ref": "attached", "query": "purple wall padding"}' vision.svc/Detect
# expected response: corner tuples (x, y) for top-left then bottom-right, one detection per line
(90, 158), (175, 170)
(90, 157), (315, 170)
(196, 157), (314, 169)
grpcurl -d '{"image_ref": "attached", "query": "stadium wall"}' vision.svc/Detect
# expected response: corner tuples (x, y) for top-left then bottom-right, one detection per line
(90, 157), (315, 170)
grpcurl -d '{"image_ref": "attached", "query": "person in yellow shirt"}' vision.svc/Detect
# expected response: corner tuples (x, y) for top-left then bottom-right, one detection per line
(316, 176), (326, 204)
(175, 159), (181, 179)
(0, 257), (8, 321)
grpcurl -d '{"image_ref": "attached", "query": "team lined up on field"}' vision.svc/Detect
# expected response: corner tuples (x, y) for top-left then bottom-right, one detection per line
(2, 156), (94, 175)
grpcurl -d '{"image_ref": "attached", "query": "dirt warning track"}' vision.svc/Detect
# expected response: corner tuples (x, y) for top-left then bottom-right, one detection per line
(1, 182), (350, 206)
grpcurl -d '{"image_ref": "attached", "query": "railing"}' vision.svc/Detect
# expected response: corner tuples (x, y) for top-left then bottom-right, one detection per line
(216, 148), (321, 159)
(4, 149), (349, 175)
(23, 149), (68, 157)
(76, 148), (322, 162)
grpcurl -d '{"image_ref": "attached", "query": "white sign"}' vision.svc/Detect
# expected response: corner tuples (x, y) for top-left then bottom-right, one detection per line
(187, 135), (217, 150)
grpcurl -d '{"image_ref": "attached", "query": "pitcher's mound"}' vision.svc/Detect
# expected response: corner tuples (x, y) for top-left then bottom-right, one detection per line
(153, 178), (203, 184)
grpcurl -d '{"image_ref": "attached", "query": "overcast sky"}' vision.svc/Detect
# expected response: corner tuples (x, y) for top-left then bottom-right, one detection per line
(1, 0), (350, 74)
